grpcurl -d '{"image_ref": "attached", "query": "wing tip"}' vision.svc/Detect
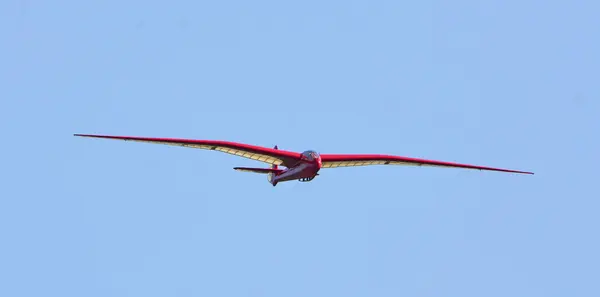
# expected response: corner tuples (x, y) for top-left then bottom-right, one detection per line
(499, 167), (534, 175)
(514, 171), (534, 175)
(480, 167), (534, 175)
(497, 169), (534, 175)
(74, 133), (121, 139)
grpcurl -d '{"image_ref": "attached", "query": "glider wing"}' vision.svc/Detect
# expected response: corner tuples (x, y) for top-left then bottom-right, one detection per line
(74, 134), (301, 167)
(320, 153), (533, 174)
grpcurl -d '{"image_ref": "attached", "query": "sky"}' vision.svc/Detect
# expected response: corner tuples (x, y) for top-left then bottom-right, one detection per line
(1, 0), (599, 296)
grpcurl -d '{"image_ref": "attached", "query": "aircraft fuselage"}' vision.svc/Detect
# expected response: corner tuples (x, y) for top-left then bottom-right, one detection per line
(270, 150), (322, 186)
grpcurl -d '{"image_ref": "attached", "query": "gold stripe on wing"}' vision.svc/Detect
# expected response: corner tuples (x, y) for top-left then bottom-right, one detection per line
(322, 160), (412, 168)
(214, 147), (283, 165)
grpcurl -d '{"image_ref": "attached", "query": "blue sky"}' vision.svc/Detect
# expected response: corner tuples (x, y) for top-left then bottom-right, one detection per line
(1, 0), (599, 296)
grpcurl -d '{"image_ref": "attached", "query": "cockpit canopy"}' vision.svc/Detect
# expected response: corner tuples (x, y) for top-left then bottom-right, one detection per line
(301, 150), (320, 161)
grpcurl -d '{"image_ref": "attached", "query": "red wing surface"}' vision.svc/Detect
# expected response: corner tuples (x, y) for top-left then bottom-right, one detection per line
(320, 154), (533, 174)
(74, 134), (301, 167)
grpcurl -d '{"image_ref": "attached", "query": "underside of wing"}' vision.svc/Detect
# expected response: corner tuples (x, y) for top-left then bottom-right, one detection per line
(74, 134), (301, 167)
(320, 154), (533, 174)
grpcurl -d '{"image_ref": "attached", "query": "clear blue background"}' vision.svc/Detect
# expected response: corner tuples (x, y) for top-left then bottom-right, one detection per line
(2, 0), (598, 296)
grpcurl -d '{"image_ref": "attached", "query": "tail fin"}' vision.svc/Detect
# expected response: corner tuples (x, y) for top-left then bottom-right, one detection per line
(270, 145), (278, 186)
(271, 145), (278, 170)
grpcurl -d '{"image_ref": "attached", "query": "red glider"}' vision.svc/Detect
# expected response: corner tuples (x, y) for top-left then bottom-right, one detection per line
(74, 134), (533, 186)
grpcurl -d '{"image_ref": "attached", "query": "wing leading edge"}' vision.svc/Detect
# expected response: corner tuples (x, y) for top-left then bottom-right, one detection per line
(74, 134), (302, 167)
(320, 154), (533, 175)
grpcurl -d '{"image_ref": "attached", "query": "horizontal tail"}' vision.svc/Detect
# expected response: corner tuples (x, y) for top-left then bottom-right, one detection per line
(233, 167), (283, 174)
(235, 145), (282, 186)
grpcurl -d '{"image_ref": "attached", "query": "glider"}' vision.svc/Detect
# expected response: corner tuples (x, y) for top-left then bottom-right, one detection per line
(74, 134), (533, 186)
